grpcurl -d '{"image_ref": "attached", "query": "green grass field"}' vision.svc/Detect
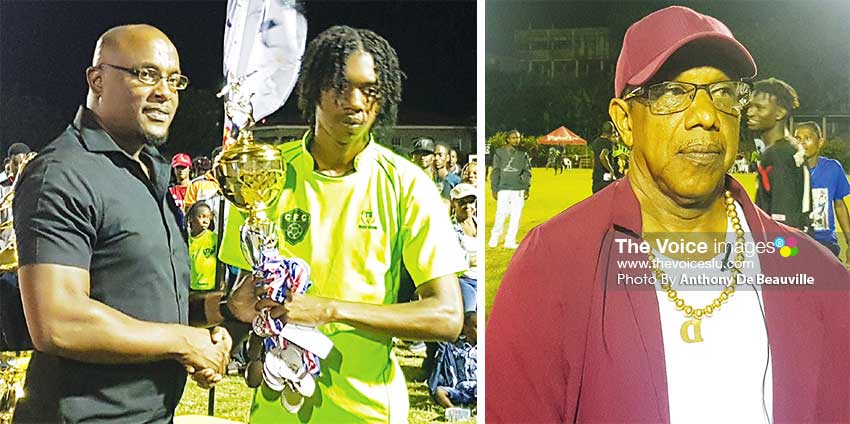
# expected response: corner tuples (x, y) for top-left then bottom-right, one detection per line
(175, 345), (475, 423)
(485, 168), (848, 318)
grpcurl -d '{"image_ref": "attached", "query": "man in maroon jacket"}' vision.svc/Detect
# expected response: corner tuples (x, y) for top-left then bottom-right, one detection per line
(486, 6), (850, 423)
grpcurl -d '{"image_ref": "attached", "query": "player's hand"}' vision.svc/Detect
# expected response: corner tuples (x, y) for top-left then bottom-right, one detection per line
(179, 326), (232, 377)
(524, 190), (530, 200)
(256, 291), (335, 327)
(227, 273), (263, 323)
(492, 191), (498, 201)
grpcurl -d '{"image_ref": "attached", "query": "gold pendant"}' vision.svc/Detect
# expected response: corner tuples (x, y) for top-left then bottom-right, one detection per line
(680, 318), (704, 343)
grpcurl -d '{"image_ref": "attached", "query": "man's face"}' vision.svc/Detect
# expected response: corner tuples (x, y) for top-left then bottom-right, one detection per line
(746, 92), (784, 132)
(314, 51), (381, 145)
(173, 165), (190, 182)
(795, 126), (823, 160)
(95, 34), (181, 147)
(412, 151), (434, 170)
(449, 150), (458, 167)
(620, 66), (739, 203)
(434, 145), (449, 169)
(507, 132), (520, 146)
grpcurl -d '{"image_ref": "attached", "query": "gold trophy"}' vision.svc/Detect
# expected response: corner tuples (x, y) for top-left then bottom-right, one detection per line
(214, 79), (286, 269)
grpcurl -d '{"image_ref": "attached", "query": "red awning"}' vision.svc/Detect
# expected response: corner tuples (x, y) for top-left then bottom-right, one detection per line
(538, 126), (587, 145)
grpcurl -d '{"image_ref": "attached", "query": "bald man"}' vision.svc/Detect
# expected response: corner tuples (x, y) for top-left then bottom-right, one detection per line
(12, 25), (255, 423)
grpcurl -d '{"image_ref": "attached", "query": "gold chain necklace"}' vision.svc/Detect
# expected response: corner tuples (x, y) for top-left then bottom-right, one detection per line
(647, 190), (746, 343)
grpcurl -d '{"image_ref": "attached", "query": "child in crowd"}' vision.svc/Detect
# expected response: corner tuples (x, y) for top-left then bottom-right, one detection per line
(429, 311), (477, 409)
(187, 202), (218, 291)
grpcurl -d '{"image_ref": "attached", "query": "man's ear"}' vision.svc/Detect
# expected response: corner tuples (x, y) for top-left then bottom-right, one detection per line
(86, 66), (103, 95)
(609, 98), (634, 148)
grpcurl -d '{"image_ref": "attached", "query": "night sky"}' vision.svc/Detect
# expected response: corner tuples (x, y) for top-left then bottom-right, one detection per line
(0, 0), (476, 134)
(487, 0), (850, 113)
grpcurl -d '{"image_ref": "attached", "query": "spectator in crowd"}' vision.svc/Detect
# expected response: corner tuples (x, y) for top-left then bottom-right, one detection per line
(590, 121), (619, 193)
(6, 143), (31, 184)
(411, 136), (436, 177)
(450, 183), (478, 316)
(429, 311), (477, 409)
(434, 143), (461, 199)
(748, 77), (811, 231)
(187, 202), (218, 291)
(487, 6), (849, 423)
(488, 129), (531, 249)
(448, 148), (460, 175)
(461, 160), (478, 187)
(183, 153), (220, 218)
(217, 25), (464, 422)
(168, 152), (191, 213)
(795, 121), (850, 261)
(12, 24), (246, 422)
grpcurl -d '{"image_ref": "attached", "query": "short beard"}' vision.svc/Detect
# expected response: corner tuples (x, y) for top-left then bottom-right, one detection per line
(144, 131), (169, 147)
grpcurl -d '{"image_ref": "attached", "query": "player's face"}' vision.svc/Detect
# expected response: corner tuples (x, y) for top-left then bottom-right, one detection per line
(315, 51), (381, 145)
(746, 92), (783, 132)
(795, 126), (823, 159)
(619, 66), (738, 203)
(507, 132), (520, 146)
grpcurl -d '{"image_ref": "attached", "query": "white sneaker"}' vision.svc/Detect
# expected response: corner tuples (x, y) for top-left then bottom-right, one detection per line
(504, 242), (519, 249)
(488, 239), (499, 248)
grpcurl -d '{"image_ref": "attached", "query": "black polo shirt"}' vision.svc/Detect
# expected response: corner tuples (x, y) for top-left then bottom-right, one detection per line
(12, 107), (190, 423)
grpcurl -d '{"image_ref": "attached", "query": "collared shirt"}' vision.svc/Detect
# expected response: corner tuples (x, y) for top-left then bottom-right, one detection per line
(13, 106), (190, 423)
(219, 132), (466, 423)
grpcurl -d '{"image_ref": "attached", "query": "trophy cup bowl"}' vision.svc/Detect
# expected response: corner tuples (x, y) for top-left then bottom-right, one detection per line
(213, 133), (286, 270)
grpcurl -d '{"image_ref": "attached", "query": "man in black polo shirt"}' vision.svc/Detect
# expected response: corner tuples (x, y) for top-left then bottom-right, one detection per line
(747, 77), (811, 231)
(12, 25), (242, 423)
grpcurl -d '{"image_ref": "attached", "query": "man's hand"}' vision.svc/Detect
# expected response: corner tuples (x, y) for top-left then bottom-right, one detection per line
(256, 291), (335, 328)
(492, 191), (498, 201)
(524, 190), (530, 200)
(226, 273), (262, 323)
(179, 326), (232, 377)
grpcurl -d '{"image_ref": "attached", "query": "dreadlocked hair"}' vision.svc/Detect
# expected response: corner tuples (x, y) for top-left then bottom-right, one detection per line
(296, 25), (404, 130)
(753, 77), (800, 113)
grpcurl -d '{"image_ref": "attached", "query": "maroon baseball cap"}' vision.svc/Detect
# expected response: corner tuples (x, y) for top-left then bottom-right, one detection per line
(614, 6), (757, 97)
(171, 153), (192, 168)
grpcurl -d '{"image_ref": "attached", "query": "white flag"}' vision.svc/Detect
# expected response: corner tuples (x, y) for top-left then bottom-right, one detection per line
(222, 0), (307, 130)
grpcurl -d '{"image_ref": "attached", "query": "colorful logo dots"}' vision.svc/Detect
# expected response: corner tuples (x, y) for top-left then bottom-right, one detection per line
(776, 236), (799, 257)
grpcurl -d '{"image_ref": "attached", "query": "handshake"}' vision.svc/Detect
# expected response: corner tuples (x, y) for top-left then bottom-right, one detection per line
(179, 326), (233, 389)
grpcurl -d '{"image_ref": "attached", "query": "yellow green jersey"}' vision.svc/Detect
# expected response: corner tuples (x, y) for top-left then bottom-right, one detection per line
(219, 133), (467, 423)
(189, 230), (218, 291)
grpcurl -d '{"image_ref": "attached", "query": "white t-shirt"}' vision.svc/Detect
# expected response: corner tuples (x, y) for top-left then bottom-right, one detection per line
(653, 201), (773, 424)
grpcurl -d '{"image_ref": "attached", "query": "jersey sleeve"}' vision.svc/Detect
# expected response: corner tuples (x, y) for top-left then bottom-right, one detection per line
(832, 161), (850, 200)
(400, 170), (467, 286)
